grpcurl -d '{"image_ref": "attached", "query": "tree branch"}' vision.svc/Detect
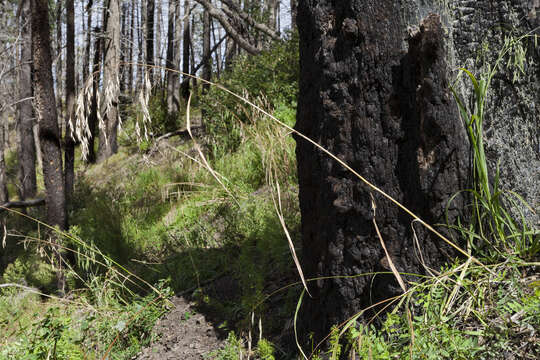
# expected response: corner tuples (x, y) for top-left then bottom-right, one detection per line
(220, 0), (280, 41)
(192, 34), (227, 74)
(195, 0), (260, 55)
(0, 198), (46, 212)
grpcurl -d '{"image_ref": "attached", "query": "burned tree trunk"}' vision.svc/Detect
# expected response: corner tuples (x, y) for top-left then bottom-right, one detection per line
(64, 0), (75, 204)
(166, 0), (178, 115)
(0, 114), (8, 204)
(181, 0), (191, 100)
(295, 0), (539, 342)
(97, 0), (121, 162)
(32, 0), (67, 230)
(295, 3), (468, 340)
(17, 0), (37, 200)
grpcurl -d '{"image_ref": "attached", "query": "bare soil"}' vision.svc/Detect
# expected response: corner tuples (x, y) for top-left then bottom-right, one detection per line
(134, 296), (225, 360)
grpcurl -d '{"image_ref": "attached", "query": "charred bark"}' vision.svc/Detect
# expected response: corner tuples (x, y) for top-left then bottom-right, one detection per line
(146, 0), (155, 82)
(296, 0), (540, 344)
(31, 0), (67, 230)
(97, 0), (121, 162)
(181, 0), (191, 100)
(296, 2), (469, 341)
(65, 0), (75, 204)
(17, 0), (37, 200)
(166, 0), (180, 116)
(202, 4), (211, 94)
(87, 27), (102, 164)
(0, 114), (8, 204)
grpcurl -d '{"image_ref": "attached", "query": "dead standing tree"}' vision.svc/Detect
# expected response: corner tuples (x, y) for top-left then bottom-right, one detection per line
(295, 0), (539, 342)
(31, 0), (67, 293)
(97, 0), (121, 162)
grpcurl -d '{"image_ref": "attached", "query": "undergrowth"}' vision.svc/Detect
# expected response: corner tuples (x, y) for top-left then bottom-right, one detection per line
(1, 29), (538, 360)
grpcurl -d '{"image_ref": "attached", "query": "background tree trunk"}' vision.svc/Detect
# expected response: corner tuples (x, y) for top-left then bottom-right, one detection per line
(146, 0), (155, 83)
(64, 0), (75, 204)
(202, 4), (211, 94)
(0, 114), (8, 204)
(290, 0), (297, 29)
(155, 0), (163, 86)
(181, 0), (191, 100)
(295, 0), (539, 342)
(55, 1), (63, 128)
(17, 0), (37, 200)
(87, 29), (102, 165)
(97, 0), (121, 162)
(166, 0), (180, 116)
(32, 0), (67, 230)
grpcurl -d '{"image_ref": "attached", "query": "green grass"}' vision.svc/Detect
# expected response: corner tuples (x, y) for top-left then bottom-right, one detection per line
(1, 32), (538, 360)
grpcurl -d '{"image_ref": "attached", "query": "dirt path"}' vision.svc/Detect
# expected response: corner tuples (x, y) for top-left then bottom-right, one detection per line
(134, 296), (225, 360)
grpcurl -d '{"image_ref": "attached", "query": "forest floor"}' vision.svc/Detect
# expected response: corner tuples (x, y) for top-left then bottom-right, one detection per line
(134, 296), (225, 360)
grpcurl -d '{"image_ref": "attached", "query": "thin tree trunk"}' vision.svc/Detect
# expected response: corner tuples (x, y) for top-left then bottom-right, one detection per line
(83, 1), (93, 84)
(55, 0), (63, 129)
(0, 115), (9, 204)
(87, 30), (102, 164)
(146, 0), (155, 83)
(181, 0), (191, 100)
(32, 0), (68, 294)
(120, 2), (129, 93)
(166, 0), (180, 116)
(173, 0), (182, 103)
(211, 20), (221, 77)
(32, 0), (67, 229)
(17, 0), (37, 200)
(266, 0), (278, 33)
(128, 1), (135, 94)
(202, 4), (211, 94)
(97, 0), (121, 162)
(139, 0), (147, 90)
(290, 0), (296, 29)
(64, 0), (75, 204)
(224, 36), (236, 70)
(156, 0), (163, 86)
(189, 18), (197, 93)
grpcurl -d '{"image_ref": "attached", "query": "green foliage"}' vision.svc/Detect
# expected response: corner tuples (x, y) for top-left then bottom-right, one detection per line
(0, 277), (169, 359)
(256, 339), (276, 360)
(207, 332), (244, 360)
(449, 34), (539, 259)
(2, 254), (56, 293)
(202, 33), (299, 156)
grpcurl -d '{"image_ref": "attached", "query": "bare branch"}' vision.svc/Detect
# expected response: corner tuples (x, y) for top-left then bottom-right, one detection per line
(0, 198), (46, 212)
(195, 0), (260, 55)
(220, 0), (280, 40)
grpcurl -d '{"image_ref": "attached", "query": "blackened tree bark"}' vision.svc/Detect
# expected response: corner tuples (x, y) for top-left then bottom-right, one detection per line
(83, 1), (93, 91)
(128, 1), (135, 94)
(55, 0), (63, 123)
(32, 0), (67, 230)
(202, 4), (211, 94)
(156, 0), (163, 85)
(296, 0), (539, 343)
(32, 0), (68, 295)
(64, 0), (75, 204)
(17, 0), (37, 200)
(181, 0), (191, 100)
(0, 114), (8, 204)
(166, 0), (180, 116)
(97, 0), (121, 162)
(146, 0), (155, 82)
(87, 27), (102, 164)
(290, 0), (297, 29)
(120, 2), (129, 93)
(295, 2), (468, 340)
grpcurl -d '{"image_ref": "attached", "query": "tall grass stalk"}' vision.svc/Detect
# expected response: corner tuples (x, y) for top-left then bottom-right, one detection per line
(450, 33), (539, 259)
